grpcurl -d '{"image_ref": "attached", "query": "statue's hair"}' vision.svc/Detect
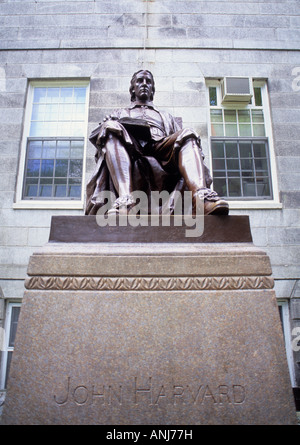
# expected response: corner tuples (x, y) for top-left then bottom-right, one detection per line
(129, 70), (155, 102)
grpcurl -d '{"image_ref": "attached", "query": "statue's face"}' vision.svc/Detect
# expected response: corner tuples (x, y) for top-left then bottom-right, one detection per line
(132, 71), (154, 102)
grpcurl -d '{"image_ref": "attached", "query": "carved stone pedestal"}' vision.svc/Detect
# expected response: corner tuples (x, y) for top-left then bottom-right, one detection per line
(1, 216), (297, 424)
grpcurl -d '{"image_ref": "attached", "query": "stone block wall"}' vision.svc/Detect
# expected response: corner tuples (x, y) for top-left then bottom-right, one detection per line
(0, 0), (299, 50)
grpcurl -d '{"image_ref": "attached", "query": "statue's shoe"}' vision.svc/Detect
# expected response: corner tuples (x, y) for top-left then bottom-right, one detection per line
(204, 199), (229, 215)
(107, 194), (136, 215)
(193, 188), (229, 216)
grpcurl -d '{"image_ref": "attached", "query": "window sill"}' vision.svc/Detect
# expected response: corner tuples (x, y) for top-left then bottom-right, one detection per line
(228, 200), (282, 210)
(13, 200), (84, 210)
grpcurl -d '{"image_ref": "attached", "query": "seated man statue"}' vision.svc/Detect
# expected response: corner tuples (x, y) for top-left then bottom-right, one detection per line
(85, 70), (229, 216)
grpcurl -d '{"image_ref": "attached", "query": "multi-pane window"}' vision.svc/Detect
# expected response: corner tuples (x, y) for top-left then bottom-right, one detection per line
(208, 80), (273, 200)
(24, 138), (84, 199)
(1, 303), (21, 389)
(210, 108), (265, 138)
(211, 139), (271, 199)
(21, 82), (89, 201)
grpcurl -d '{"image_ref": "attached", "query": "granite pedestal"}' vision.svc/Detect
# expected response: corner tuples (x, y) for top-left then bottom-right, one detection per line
(1, 216), (297, 424)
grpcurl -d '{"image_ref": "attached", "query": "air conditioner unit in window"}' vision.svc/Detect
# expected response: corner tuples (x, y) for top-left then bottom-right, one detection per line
(221, 77), (253, 104)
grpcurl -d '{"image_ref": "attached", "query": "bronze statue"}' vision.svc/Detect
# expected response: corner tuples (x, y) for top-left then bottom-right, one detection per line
(85, 70), (229, 216)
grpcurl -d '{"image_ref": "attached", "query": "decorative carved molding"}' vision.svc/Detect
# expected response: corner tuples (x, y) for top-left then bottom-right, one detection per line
(25, 275), (274, 291)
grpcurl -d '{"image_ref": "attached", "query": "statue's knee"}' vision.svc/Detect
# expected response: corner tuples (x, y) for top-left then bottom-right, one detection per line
(180, 137), (199, 154)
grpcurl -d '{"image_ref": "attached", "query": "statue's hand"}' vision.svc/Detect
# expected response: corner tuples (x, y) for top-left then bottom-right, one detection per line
(103, 114), (118, 122)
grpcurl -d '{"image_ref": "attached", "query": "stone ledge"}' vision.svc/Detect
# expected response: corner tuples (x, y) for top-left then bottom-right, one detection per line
(2, 40), (300, 51)
(26, 243), (272, 278)
(48, 215), (252, 244)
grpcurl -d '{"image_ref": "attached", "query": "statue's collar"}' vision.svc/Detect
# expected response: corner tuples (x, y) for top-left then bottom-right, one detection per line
(129, 101), (158, 111)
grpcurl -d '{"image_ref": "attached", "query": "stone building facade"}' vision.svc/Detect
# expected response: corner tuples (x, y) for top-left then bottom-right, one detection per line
(0, 0), (299, 415)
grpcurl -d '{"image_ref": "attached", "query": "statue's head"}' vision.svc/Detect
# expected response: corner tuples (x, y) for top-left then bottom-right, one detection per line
(129, 70), (155, 102)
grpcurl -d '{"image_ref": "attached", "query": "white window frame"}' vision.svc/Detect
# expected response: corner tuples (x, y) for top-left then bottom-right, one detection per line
(13, 79), (90, 210)
(206, 78), (281, 210)
(0, 301), (22, 390)
(277, 299), (296, 387)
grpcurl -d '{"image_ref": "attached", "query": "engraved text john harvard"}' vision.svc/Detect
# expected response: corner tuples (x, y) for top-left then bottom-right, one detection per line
(54, 376), (246, 407)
